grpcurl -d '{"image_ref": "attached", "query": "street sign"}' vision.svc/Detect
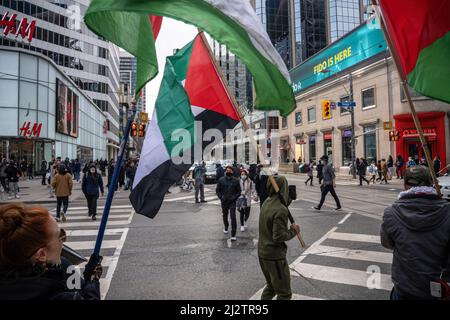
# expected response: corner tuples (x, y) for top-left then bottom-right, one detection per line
(383, 121), (393, 130)
(337, 101), (356, 107)
(139, 112), (149, 124)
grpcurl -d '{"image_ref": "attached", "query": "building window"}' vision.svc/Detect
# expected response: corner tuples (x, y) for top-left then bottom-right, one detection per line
(282, 116), (288, 129)
(307, 106), (316, 122)
(342, 129), (352, 166)
(268, 117), (279, 130)
(309, 135), (316, 162)
(362, 87), (375, 109)
(295, 111), (302, 125)
(364, 125), (377, 162)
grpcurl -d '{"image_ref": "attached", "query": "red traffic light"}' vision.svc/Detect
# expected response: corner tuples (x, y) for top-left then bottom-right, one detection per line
(138, 124), (146, 137)
(131, 122), (138, 137)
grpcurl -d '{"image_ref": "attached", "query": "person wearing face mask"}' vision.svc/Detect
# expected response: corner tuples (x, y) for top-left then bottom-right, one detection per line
(258, 176), (300, 300)
(216, 166), (242, 241)
(238, 169), (254, 232)
(82, 165), (104, 221)
(0, 203), (102, 300)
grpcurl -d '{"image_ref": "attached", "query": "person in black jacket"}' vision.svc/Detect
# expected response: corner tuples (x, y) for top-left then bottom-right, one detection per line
(0, 203), (102, 300)
(216, 163), (224, 181)
(5, 161), (21, 199)
(107, 159), (118, 192)
(255, 164), (269, 207)
(125, 161), (137, 191)
(216, 166), (241, 241)
(316, 160), (324, 185)
(41, 160), (48, 185)
(82, 165), (104, 221)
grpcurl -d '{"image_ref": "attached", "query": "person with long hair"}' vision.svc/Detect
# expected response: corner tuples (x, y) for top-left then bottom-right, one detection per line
(0, 203), (101, 300)
(82, 164), (104, 221)
(51, 164), (73, 222)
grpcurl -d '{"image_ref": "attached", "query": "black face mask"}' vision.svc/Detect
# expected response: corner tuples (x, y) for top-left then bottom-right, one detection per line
(288, 185), (297, 201)
(226, 172), (233, 177)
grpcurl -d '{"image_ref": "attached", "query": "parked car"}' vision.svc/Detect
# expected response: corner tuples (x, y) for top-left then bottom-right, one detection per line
(438, 174), (450, 201)
(204, 164), (217, 184)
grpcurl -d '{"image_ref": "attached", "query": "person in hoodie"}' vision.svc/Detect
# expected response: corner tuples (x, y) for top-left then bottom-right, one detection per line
(258, 176), (300, 300)
(0, 203), (102, 300)
(82, 164), (104, 221)
(381, 165), (450, 300)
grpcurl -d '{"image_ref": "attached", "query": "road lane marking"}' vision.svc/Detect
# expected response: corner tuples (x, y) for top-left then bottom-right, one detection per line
(292, 263), (392, 291)
(56, 214), (130, 221)
(249, 288), (323, 300)
(58, 220), (130, 228)
(64, 240), (119, 250)
(328, 232), (380, 244)
(338, 213), (352, 224)
(307, 245), (393, 264)
(66, 229), (126, 237)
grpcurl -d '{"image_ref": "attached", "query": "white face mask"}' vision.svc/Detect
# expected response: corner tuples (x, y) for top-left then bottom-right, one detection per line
(90, 168), (96, 173)
(241, 175), (247, 180)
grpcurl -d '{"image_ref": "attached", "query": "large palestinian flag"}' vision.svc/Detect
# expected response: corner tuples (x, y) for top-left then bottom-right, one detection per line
(130, 34), (240, 218)
(377, 0), (450, 103)
(84, 0), (295, 116)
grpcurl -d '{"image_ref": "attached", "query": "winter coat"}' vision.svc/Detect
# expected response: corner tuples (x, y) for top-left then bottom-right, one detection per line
(216, 166), (225, 180)
(193, 165), (206, 181)
(0, 163), (8, 179)
(239, 178), (254, 207)
(258, 176), (297, 260)
(216, 175), (241, 206)
(357, 161), (368, 176)
(82, 173), (104, 196)
(381, 192), (450, 299)
(126, 166), (136, 179)
(52, 173), (73, 197)
(5, 165), (21, 183)
(255, 173), (269, 205)
(40, 162), (47, 175)
(0, 258), (100, 300)
(316, 163), (324, 178)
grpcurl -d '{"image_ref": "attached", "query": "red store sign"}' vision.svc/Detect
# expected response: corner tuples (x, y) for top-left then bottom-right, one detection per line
(0, 11), (36, 42)
(402, 128), (436, 139)
(19, 122), (42, 138)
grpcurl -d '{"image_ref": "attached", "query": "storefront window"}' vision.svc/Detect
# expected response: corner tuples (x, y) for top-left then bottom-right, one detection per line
(324, 131), (333, 159)
(364, 125), (377, 162)
(342, 129), (352, 166)
(309, 135), (316, 162)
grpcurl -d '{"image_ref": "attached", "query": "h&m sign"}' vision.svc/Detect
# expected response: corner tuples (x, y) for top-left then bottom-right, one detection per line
(1, 11), (36, 42)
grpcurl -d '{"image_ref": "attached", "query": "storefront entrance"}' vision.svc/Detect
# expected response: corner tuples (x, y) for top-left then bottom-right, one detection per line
(406, 140), (435, 165)
(0, 139), (53, 173)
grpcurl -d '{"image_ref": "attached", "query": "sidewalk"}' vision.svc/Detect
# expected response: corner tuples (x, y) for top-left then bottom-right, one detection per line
(0, 177), (85, 204)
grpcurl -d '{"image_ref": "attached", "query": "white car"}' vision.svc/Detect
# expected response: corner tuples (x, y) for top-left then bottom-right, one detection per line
(438, 174), (450, 201)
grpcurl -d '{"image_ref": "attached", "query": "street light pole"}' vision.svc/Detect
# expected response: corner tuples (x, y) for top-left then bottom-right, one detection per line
(349, 74), (357, 179)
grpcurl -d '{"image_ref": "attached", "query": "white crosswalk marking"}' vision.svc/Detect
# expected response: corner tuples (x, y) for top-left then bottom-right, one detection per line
(250, 217), (393, 300)
(58, 204), (133, 300)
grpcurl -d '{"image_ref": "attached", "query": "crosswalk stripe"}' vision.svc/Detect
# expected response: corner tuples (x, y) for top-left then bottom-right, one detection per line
(249, 288), (323, 300)
(63, 205), (133, 210)
(307, 245), (393, 264)
(57, 214), (130, 221)
(328, 232), (380, 244)
(64, 240), (119, 250)
(292, 263), (392, 291)
(58, 220), (130, 228)
(66, 229), (126, 237)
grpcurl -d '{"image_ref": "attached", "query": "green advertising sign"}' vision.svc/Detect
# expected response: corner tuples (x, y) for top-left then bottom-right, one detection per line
(290, 18), (388, 95)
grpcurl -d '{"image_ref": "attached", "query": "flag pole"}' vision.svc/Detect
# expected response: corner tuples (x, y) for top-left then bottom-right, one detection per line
(197, 30), (306, 248)
(372, 0), (442, 197)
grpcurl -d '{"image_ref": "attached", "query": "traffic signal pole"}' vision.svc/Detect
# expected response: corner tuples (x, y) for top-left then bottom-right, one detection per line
(349, 74), (357, 179)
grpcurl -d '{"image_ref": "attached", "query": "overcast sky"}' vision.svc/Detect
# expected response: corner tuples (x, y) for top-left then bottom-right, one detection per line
(145, 18), (198, 117)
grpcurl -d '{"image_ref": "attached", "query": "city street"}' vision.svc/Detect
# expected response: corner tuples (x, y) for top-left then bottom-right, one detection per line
(16, 173), (401, 300)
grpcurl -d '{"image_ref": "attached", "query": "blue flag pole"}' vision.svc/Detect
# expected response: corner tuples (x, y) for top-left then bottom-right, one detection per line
(92, 100), (137, 258)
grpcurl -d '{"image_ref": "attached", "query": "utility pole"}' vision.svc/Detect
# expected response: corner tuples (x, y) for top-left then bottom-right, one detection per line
(349, 74), (357, 179)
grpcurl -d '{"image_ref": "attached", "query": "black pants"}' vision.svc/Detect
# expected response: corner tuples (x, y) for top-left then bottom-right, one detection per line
(222, 204), (237, 237)
(305, 176), (313, 185)
(317, 185), (341, 209)
(56, 196), (69, 217)
(359, 175), (369, 185)
(86, 195), (99, 216)
(42, 174), (47, 185)
(318, 176), (323, 184)
(239, 206), (251, 226)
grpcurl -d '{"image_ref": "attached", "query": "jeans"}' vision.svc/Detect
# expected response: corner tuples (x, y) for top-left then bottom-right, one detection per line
(305, 176), (313, 185)
(195, 180), (205, 202)
(8, 182), (18, 197)
(56, 196), (69, 218)
(239, 207), (251, 226)
(317, 184), (341, 209)
(222, 203), (237, 237)
(42, 174), (47, 185)
(74, 171), (80, 182)
(86, 195), (98, 216)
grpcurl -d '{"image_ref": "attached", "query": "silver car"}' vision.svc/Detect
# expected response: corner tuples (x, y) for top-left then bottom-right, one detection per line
(438, 174), (450, 201)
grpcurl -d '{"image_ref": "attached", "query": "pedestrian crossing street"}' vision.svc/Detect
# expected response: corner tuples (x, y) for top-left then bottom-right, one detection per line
(50, 204), (134, 300)
(250, 226), (393, 300)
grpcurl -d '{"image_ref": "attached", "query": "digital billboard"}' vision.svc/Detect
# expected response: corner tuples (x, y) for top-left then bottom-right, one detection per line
(56, 78), (78, 138)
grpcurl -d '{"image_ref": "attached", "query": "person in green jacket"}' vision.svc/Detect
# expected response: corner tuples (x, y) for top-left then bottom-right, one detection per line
(258, 175), (300, 300)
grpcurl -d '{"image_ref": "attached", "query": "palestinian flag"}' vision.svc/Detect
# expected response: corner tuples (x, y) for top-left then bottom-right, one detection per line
(84, 0), (295, 116)
(130, 34), (240, 218)
(378, 0), (450, 103)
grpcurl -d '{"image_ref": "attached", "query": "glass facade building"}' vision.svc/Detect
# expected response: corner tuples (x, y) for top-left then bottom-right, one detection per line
(0, 0), (121, 159)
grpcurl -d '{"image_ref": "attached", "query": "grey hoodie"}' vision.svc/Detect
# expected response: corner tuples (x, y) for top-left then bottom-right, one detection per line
(381, 193), (450, 299)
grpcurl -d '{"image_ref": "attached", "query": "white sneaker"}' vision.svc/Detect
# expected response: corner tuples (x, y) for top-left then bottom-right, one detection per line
(8, 196), (12, 200)
(15, 195), (20, 199)
(231, 236), (237, 241)
(223, 229), (228, 234)
(240, 226), (245, 232)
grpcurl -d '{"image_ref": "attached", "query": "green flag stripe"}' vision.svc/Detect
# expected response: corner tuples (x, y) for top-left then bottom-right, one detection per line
(84, 0), (295, 116)
(407, 31), (450, 104)
(156, 47), (196, 157)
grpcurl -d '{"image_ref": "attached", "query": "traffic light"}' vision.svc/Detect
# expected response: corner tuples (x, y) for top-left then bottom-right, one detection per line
(131, 122), (137, 137)
(138, 123), (146, 138)
(322, 100), (331, 119)
(389, 131), (400, 141)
